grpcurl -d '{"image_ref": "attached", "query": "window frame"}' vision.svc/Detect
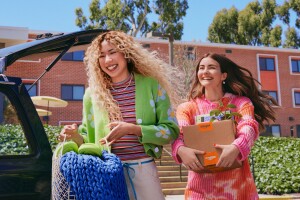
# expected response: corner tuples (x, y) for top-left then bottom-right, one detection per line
(290, 56), (300, 74)
(185, 46), (196, 61)
(292, 88), (300, 107)
(262, 90), (278, 105)
(22, 79), (39, 97)
(259, 57), (275, 71)
(61, 84), (85, 101)
(261, 124), (281, 137)
(61, 50), (85, 62)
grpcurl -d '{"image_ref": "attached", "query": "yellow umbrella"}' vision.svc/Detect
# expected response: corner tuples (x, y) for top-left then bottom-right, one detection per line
(31, 96), (68, 125)
(36, 108), (52, 117)
(31, 96), (68, 108)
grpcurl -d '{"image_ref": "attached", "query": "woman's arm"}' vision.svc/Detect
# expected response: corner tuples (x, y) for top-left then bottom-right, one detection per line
(232, 99), (259, 161)
(138, 87), (179, 146)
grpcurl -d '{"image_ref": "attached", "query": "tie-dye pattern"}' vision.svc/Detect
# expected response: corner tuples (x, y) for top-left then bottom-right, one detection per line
(172, 93), (259, 200)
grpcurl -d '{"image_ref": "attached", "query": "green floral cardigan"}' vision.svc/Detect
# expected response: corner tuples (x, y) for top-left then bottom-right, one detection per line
(78, 73), (179, 159)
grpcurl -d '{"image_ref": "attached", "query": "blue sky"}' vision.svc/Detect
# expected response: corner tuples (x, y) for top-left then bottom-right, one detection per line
(1, 0), (289, 42)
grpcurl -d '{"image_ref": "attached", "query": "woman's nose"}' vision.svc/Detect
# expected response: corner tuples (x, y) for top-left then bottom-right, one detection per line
(203, 68), (209, 74)
(105, 55), (112, 63)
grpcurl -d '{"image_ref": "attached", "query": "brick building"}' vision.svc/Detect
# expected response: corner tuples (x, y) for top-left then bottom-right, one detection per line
(1, 26), (299, 137)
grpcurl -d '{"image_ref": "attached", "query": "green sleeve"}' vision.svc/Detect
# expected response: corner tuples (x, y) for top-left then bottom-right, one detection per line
(139, 83), (179, 146)
(78, 88), (94, 143)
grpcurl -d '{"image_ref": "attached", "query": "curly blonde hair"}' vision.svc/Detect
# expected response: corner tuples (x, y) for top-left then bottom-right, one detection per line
(84, 30), (181, 121)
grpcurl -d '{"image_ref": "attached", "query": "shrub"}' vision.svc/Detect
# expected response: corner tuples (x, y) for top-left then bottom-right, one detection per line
(250, 136), (300, 194)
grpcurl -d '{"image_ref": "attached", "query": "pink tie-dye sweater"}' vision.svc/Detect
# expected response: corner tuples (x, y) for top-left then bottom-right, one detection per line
(172, 93), (259, 200)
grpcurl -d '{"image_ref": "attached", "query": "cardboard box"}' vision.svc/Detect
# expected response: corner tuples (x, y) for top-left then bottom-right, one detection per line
(183, 119), (242, 173)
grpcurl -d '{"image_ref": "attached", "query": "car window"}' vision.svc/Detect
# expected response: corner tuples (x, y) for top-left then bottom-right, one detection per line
(0, 92), (30, 156)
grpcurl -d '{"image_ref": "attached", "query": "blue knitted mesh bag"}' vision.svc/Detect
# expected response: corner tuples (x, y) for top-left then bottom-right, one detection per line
(59, 150), (129, 200)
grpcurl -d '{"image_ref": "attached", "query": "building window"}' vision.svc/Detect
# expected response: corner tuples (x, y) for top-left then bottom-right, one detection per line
(142, 44), (150, 48)
(296, 125), (300, 138)
(259, 57), (275, 71)
(263, 91), (278, 104)
(186, 46), (196, 60)
(294, 91), (300, 105)
(261, 125), (281, 137)
(23, 80), (38, 97)
(291, 59), (300, 73)
(24, 84), (37, 97)
(61, 51), (85, 61)
(61, 85), (85, 100)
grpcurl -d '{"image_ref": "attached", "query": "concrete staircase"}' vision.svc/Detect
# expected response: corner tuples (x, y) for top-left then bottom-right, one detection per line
(155, 144), (188, 195)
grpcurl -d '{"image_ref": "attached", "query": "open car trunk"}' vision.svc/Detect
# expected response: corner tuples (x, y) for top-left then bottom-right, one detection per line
(0, 29), (106, 200)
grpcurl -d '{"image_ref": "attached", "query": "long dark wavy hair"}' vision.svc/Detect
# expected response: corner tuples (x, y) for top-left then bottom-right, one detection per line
(188, 53), (277, 131)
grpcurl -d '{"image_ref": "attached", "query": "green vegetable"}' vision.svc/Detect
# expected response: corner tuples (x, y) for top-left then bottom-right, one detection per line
(78, 143), (103, 157)
(62, 141), (78, 154)
(55, 141), (78, 157)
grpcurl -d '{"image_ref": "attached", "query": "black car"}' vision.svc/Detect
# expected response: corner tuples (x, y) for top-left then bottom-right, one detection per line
(0, 29), (106, 200)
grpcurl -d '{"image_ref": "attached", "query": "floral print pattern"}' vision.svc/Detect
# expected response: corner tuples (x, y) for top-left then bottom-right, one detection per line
(167, 107), (177, 123)
(154, 126), (171, 139)
(150, 99), (156, 113)
(156, 84), (166, 102)
(87, 107), (95, 128)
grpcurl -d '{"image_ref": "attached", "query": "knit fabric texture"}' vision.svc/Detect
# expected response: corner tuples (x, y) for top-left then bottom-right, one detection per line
(78, 73), (179, 159)
(60, 151), (129, 200)
(172, 93), (259, 200)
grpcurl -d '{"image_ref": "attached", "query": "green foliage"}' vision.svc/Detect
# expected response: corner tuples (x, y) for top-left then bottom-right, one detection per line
(74, 0), (188, 39)
(44, 125), (62, 151)
(250, 136), (300, 194)
(209, 102), (242, 122)
(208, 7), (239, 44)
(208, 0), (300, 48)
(0, 124), (61, 155)
(283, 27), (299, 48)
(0, 124), (30, 155)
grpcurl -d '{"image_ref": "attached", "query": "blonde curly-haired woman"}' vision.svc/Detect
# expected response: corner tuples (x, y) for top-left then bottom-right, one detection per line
(59, 30), (180, 200)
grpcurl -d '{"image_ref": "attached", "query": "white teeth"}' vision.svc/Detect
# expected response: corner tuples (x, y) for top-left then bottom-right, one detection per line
(107, 65), (117, 71)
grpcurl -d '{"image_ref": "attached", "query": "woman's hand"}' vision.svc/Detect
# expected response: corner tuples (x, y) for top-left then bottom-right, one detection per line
(214, 144), (240, 168)
(99, 121), (142, 146)
(58, 123), (84, 146)
(178, 146), (205, 171)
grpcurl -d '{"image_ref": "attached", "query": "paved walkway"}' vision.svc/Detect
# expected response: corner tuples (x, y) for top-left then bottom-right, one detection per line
(165, 194), (300, 200)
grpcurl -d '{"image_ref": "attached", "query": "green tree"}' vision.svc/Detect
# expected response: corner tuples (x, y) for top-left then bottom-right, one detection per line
(208, 0), (300, 48)
(275, 0), (291, 26)
(75, 0), (188, 40)
(207, 7), (239, 44)
(283, 27), (299, 48)
(289, 0), (300, 28)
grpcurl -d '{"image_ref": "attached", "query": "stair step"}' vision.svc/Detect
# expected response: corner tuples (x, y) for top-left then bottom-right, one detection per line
(157, 144), (187, 196)
(163, 188), (185, 195)
(157, 155), (175, 161)
(157, 165), (182, 171)
(160, 176), (188, 182)
(161, 182), (187, 189)
(158, 170), (188, 177)
(155, 160), (180, 166)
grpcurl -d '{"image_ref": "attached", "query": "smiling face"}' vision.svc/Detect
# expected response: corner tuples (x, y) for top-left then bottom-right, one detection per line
(197, 57), (227, 90)
(98, 40), (130, 83)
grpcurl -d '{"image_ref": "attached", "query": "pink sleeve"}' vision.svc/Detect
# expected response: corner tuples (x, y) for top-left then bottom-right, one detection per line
(232, 100), (259, 161)
(172, 102), (195, 164)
